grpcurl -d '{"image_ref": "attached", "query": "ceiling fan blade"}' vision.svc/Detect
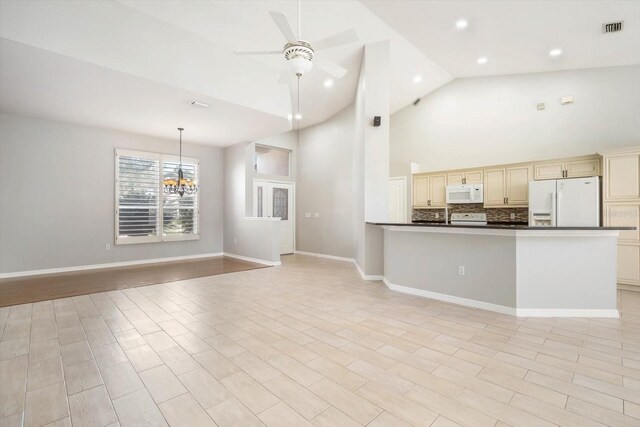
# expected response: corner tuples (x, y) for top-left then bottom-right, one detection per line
(316, 56), (348, 79)
(312, 29), (359, 50)
(269, 11), (298, 43)
(234, 50), (281, 56)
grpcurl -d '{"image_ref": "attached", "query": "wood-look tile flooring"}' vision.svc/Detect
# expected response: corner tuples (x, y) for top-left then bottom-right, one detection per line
(0, 256), (266, 308)
(1, 254), (639, 427)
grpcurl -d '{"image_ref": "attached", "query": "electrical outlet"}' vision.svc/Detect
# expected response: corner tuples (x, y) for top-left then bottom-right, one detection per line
(435, 212), (440, 219)
(305, 212), (311, 218)
(458, 266), (465, 276)
(510, 213), (516, 220)
(105, 243), (111, 250)
(314, 212), (320, 217)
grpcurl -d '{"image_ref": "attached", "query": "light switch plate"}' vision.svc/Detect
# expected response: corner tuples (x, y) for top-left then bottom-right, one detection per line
(305, 212), (311, 218)
(314, 213), (320, 217)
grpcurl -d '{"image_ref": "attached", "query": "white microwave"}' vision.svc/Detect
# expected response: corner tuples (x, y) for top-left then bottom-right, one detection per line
(446, 184), (484, 204)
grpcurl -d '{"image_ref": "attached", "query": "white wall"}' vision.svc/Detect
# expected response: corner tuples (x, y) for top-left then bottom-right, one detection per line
(391, 65), (640, 177)
(296, 105), (355, 258)
(0, 113), (224, 274)
(354, 41), (391, 275)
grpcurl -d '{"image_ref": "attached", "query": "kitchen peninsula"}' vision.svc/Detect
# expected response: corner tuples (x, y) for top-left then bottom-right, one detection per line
(369, 222), (634, 317)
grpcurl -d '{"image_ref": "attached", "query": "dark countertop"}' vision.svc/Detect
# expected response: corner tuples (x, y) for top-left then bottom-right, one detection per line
(367, 221), (635, 231)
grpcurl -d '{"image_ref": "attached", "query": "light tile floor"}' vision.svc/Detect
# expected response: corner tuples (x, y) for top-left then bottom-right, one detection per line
(1, 254), (639, 427)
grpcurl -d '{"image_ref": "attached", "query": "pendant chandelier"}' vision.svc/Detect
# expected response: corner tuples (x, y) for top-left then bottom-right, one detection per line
(163, 127), (198, 197)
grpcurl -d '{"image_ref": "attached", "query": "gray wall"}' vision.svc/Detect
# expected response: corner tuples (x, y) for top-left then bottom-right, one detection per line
(296, 105), (355, 258)
(222, 141), (280, 263)
(0, 113), (223, 273)
(384, 229), (517, 308)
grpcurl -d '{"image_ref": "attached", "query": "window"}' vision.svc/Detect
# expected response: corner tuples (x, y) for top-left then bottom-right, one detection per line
(115, 149), (199, 244)
(255, 145), (290, 177)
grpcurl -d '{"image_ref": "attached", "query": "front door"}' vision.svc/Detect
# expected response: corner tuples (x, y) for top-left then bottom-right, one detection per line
(254, 180), (294, 255)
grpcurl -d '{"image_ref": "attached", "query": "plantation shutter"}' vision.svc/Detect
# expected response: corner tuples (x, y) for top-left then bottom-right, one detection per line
(116, 151), (161, 243)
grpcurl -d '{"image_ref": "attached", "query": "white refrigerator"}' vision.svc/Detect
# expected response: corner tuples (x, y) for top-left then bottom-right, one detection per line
(528, 177), (600, 227)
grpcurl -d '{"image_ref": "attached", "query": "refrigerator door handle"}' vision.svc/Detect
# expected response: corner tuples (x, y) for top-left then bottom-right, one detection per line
(551, 192), (557, 226)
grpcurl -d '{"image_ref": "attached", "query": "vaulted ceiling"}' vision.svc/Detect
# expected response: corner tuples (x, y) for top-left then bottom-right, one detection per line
(0, 0), (451, 146)
(0, 1), (638, 146)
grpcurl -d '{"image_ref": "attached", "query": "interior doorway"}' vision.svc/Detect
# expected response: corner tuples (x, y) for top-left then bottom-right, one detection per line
(253, 180), (295, 254)
(389, 176), (407, 223)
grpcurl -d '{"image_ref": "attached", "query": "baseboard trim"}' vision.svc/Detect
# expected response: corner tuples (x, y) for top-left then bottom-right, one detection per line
(354, 262), (383, 281)
(293, 251), (354, 263)
(382, 278), (517, 316)
(222, 253), (281, 267)
(515, 308), (620, 318)
(0, 252), (224, 279)
(382, 278), (620, 318)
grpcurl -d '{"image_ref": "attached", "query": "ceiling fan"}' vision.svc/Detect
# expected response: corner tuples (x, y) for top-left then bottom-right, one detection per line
(234, 2), (359, 81)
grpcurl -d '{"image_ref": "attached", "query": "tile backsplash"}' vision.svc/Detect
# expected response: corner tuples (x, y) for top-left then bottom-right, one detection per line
(412, 204), (528, 223)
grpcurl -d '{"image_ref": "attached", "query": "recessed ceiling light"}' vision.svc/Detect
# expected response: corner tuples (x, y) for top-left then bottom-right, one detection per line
(323, 79), (334, 88)
(413, 75), (422, 83)
(294, 113), (302, 120)
(549, 48), (562, 57)
(456, 19), (468, 29)
(477, 57), (488, 64)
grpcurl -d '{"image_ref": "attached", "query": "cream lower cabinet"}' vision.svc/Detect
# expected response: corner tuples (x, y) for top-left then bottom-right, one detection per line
(483, 166), (532, 207)
(603, 148), (640, 290)
(413, 173), (446, 208)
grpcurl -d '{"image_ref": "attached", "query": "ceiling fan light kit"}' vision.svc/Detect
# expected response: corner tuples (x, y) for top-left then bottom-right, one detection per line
(284, 42), (314, 76)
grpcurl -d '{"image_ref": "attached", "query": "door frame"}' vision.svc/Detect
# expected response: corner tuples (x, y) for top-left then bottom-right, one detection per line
(253, 179), (296, 253)
(389, 176), (408, 222)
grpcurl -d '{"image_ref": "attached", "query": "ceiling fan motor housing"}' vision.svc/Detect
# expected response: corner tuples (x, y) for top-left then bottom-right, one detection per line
(284, 41), (314, 75)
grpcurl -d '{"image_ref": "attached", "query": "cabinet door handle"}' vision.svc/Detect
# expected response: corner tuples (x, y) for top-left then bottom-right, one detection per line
(506, 197), (509, 204)
(428, 200), (431, 206)
(462, 178), (466, 184)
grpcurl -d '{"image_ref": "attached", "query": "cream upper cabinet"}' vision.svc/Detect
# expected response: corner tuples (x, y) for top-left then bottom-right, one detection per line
(429, 174), (447, 207)
(413, 175), (429, 207)
(605, 153), (640, 201)
(534, 162), (564, 180)
(505, 165), (533, 206)
(447, 172), (464, 186)
(465, 170), (483, 184)
(483, 166), (531, 207)
(412, 173), (446, 207)
(534, 156), (601, 180)
(447, 170), (483, 185)
(566, 158), (600, 178)
(483, 168), (507, 207)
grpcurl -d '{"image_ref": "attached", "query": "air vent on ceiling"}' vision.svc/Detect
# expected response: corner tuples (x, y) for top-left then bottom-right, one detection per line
(603, 21), (624, 34)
